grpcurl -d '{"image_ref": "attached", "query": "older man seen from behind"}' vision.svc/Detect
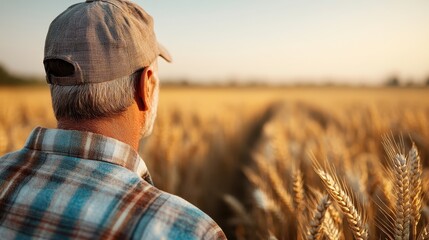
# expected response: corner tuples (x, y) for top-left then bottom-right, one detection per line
(0, 0), (227, 239)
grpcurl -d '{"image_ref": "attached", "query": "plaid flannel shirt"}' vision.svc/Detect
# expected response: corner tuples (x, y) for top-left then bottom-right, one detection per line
(0, 127), (226, 240)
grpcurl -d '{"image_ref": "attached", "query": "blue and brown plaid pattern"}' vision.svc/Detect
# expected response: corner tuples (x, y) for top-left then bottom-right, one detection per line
(0, 127), (226, 239)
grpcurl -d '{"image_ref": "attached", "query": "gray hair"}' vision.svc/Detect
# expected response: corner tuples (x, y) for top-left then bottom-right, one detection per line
(49, 71), (142, 120)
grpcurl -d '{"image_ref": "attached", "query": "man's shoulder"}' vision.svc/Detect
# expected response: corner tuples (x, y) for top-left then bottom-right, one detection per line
(134, 190), (226, 240)
(0, 147), (226, 239)
(0, 149), (28, 165)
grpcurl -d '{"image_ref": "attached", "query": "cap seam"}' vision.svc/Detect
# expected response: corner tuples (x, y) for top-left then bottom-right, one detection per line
(75, 5), (86, 84)
(92, 0), (133, 79)
(88, 0), (122, 10)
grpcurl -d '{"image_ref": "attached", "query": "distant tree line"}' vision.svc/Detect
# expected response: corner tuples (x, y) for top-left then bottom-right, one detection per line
(1, 63), (429, 87)
(0, 64), (43, 86)
(385, 75), (429, 87)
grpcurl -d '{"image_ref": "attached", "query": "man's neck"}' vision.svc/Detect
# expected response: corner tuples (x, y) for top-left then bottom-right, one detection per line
(57, 109), (142, 151)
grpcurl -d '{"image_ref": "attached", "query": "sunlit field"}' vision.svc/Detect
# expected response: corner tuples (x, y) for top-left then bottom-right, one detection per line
(1, 86), (429, 239)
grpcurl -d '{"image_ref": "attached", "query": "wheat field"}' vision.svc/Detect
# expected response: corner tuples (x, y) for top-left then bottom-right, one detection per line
(0, 86), (428, 239)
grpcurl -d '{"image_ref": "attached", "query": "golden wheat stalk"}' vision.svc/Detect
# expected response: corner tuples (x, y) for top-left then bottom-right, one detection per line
(243, 167), (266, 191)
(311, 188), (342, 240)
(327, 204), (343, 229)
(313, 160), (368, 240)
(254, 154), (294, 213)
(293, 167), (306, 214)
(409, 143), (423, 238)
(382, 136), (411, 240)
(243, 167), (280, 213)
(307, 194), (331, 240)
(323, 207), (343, 240)
(393, 153), (411, 240)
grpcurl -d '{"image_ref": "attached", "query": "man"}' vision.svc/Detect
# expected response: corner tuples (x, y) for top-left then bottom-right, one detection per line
(0, 0), (226, 239)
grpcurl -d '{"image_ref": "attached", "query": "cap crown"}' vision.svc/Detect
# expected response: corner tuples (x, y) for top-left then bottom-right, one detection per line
(44, 0), (167, 85)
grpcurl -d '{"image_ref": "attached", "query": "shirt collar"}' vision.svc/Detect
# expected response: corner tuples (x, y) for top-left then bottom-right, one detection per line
(24, 127), (153, 184)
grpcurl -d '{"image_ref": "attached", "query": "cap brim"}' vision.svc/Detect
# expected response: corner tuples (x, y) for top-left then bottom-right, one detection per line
(158, 42), (172, 63)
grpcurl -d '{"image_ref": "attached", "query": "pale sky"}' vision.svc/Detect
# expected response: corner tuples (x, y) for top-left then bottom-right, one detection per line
(0, 1), (428, 84)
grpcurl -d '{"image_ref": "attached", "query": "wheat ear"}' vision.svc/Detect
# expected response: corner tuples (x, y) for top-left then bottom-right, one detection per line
(394, 155), (411, 240)
(307, 194), (331, 240)
(313, 160), (368, 240)
(383, 136), (411, 240)
(323, 208), (343, 240)
(409, 143), (423, 238)
(327, 204), (343, 229)
(254, 154), (294, 213)
(293, 167), (306, 213)
(243, 167), (279, 212)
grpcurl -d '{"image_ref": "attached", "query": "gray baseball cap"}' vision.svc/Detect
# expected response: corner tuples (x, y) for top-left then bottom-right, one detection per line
(44, 0), (172, 85)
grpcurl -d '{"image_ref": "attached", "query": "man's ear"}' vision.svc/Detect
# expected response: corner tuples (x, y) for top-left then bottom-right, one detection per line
(137, 66), (154, 112)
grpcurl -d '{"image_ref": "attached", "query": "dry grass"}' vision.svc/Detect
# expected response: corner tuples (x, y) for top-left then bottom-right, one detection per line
(1, 86), (429, 239)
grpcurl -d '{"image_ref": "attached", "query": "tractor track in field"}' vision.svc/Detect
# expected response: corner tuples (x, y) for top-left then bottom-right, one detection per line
(220, 102), (284, 238)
